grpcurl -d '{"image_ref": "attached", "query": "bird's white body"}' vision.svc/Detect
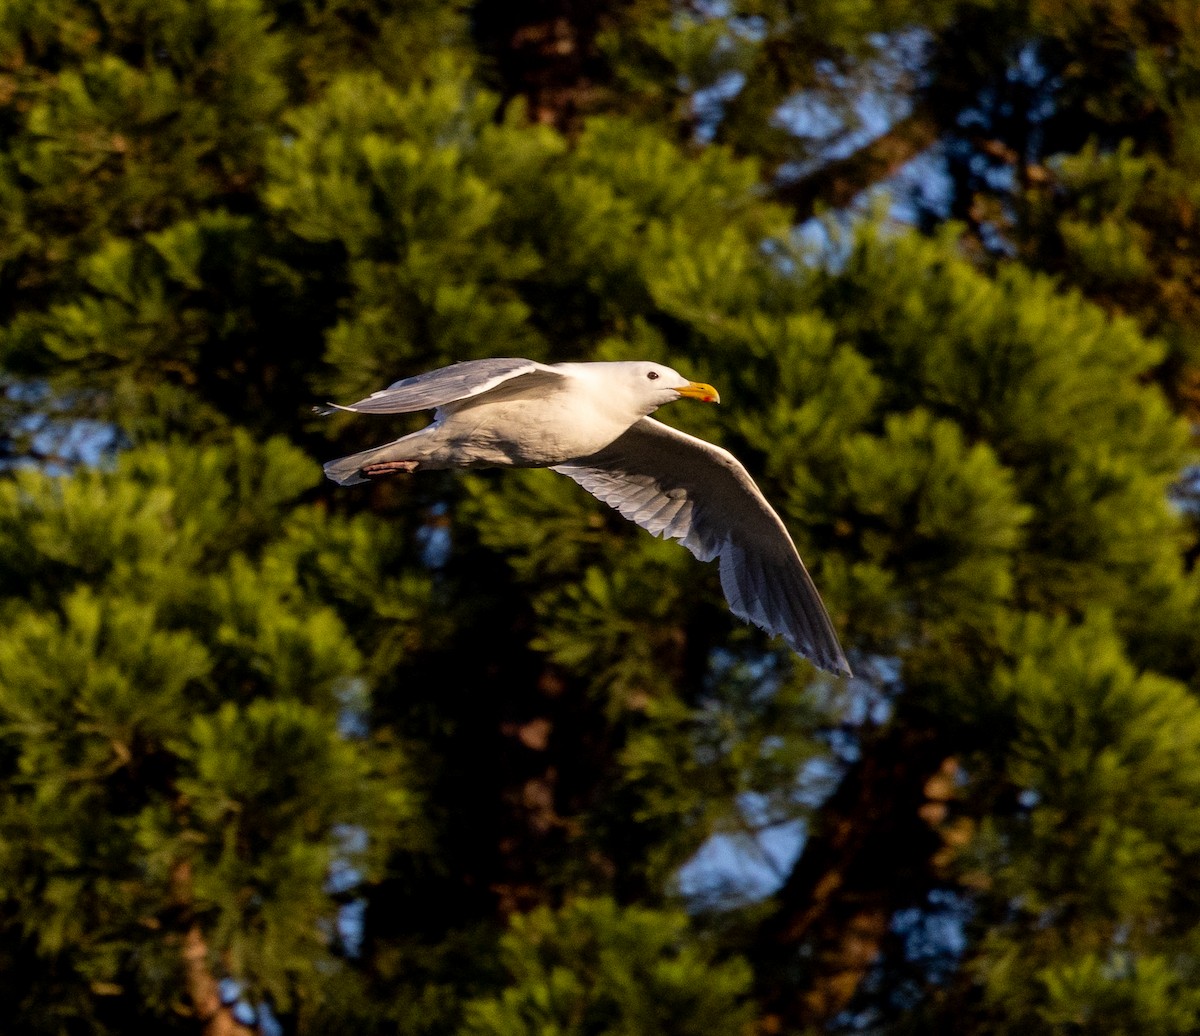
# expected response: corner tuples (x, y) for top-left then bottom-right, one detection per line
(320, 357), (850, 675)
(378, 363), (684, 470)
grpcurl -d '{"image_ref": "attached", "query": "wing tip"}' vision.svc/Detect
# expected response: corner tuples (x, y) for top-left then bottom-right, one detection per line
(826, 652), (853, 678)
(812, 635), (853, 677)
(792, 636), (852, 677)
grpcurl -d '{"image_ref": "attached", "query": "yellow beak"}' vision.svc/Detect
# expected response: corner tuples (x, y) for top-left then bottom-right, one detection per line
(677, 381), (721, 404)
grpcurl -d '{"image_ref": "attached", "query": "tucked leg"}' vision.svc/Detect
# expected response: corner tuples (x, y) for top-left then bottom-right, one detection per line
(362, 460), (419, 477)
(323, 430), (433, 486)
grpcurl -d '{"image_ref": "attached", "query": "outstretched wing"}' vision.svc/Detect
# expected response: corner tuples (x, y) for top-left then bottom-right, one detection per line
(553, 418), (850, 675)
(317, 358), (564, 415)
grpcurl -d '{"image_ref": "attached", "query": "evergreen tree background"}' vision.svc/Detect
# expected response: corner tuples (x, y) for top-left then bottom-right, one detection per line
(1, 1), (1198, 1032)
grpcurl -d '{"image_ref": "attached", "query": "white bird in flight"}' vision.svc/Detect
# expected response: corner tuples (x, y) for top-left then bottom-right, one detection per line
(319, 358), (850, 675)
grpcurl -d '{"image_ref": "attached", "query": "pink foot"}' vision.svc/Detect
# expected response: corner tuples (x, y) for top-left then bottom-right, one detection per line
(362, 460), (419, 478)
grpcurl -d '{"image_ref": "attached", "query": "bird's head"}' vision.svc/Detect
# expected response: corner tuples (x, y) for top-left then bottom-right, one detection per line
(619, 361), (721, 412)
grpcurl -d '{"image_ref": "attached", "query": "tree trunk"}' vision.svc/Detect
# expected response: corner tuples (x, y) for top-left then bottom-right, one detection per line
(181, 926), (256, 1036)
(471, 0), (635, 131)
(755, 719), (958, 1029)
(172, 861), (256, 1036)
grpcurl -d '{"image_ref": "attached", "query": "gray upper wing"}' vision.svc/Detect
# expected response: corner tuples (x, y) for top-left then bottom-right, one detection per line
(319, 358), (563, 415)
(552, 417), (850, 675)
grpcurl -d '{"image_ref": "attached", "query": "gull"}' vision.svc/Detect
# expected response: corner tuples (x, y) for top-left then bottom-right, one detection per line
(319, 358), (850, 675)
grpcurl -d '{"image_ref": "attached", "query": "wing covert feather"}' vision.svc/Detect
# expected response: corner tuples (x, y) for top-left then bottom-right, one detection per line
(553, 418), (850, 675)
(322, 358), (562, 415)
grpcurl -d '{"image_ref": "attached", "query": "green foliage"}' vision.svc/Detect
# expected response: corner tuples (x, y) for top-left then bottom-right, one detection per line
(1032, 952), (1200, 1035)
(808, 225), (1192, 666)
(1, 1), (1199, 1033)
(950, 613), (1200, 1033)
(265, 65), (549, 399)
(0, 438), (418, 1028)
(1026, 136), (1200, 379)
(461, 898), (753, 1036)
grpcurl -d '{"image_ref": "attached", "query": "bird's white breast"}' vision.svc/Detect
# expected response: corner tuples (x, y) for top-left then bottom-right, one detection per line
(432, 376), (641, 467)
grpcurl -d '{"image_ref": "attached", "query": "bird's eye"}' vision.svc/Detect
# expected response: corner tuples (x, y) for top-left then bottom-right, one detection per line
(646, 371), (660, 380)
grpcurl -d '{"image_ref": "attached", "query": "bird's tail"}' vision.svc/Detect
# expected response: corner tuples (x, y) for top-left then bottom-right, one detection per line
(323, 443), (403, 486)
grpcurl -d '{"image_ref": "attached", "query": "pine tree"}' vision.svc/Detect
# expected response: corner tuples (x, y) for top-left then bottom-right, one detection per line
(0, 436), (417, 1031)
(1, 1), (1198, 1033)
